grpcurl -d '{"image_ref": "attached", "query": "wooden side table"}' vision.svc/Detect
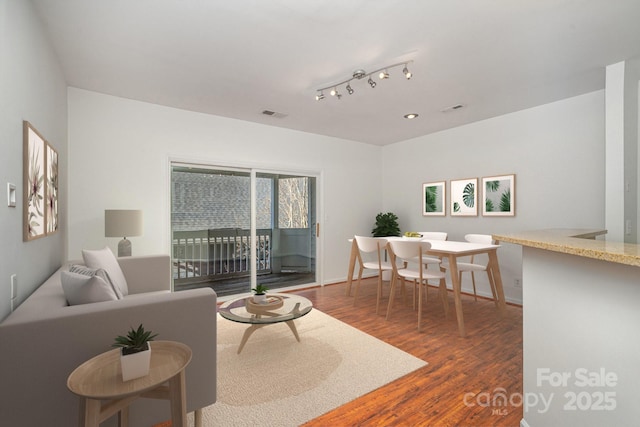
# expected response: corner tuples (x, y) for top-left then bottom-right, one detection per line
(67, 340), (192, 427)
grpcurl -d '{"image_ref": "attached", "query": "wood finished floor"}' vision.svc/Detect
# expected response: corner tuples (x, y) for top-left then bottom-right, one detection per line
(294, 278), (523, 427)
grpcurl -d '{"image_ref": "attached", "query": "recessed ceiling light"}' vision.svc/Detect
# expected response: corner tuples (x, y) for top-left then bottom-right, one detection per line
(404, 113), (419, 119)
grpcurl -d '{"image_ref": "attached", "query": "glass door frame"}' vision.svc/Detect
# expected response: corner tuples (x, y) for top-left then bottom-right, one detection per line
(169, 158), (322, 297)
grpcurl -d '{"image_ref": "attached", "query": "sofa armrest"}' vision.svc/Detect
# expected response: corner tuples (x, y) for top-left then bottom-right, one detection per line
(0, 287), (217, 427)
(117, 254), (171, 294)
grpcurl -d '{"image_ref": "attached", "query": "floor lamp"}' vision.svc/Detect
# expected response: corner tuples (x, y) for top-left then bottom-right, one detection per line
(105, 209), (143, 257)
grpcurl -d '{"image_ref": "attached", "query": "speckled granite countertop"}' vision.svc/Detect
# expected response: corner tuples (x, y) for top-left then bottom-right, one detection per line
(493, 228), (640, 267)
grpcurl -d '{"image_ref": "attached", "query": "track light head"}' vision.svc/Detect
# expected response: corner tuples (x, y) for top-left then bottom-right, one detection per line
(379, 69), (389, 79)
(346, 84), (354, 95)
(403, 65), (412, 79)
(330, 87), (337, 96)
(315, 91), (325, 101)
(368, 77), (376, 88)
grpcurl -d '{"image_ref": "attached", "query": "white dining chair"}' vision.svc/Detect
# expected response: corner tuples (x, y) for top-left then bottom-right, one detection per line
(416, 232), (448, 297)
(353, 235), (394, 314)
(418, 232), (448, 241)
(386, 240), (448, 332)
(416, 232), (447, 264)
(444, 233), (497, 302)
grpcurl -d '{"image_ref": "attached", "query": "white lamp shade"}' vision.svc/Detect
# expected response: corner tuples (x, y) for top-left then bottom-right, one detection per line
(105, 210), (143, 238)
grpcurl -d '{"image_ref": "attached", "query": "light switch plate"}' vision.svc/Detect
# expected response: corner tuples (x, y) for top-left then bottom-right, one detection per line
(7, 183), (16, 207)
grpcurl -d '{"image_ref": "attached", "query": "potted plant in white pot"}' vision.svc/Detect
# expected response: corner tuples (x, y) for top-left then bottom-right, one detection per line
(251, 284), (269, 303)
(112, 324), (158, 381)
(371, 212), (401, 237)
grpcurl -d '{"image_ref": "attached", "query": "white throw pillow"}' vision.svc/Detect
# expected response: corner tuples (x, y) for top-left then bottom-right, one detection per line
(69, 264), (123, 299)
(82, 247), (129, 297)
(61, 271), (118, 305)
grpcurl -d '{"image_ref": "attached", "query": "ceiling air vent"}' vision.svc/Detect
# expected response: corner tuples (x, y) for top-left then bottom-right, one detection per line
(441, 104), (465, 113)
(261, 110), (288, 119)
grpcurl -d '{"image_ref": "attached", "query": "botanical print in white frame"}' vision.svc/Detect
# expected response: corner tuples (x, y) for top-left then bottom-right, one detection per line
(450, 178), (477, 216)
(24, 121), (46, 241)
(422, 181), (446, 216)
(483, 174), (515, 216)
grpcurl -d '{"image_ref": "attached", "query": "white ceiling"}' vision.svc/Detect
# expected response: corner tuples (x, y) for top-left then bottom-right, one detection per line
(31, 0), (640, 146)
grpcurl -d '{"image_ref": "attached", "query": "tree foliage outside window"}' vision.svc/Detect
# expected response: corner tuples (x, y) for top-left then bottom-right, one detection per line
(278, 177), (309, 228)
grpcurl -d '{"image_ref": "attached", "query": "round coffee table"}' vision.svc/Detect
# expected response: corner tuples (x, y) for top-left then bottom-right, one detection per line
(218, 293), (313, 354)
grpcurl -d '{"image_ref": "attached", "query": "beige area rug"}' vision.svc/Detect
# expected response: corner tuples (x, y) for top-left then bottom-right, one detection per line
(190, 309), (426, 427)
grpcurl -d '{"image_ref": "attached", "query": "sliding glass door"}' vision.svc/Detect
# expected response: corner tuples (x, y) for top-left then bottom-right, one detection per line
(171, 163), (317, 297)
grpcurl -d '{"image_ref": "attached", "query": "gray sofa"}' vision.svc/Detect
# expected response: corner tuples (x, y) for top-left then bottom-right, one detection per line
(0, 254), (217, 427)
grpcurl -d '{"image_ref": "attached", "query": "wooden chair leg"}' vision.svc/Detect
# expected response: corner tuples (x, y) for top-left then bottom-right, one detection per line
(386, 272), (397, 320)
(353, 266), (364, 306)
(470, 271), (478, 301)
(194, 408), (203, 427)
(423, 280), (428, 303)
(375, 273), (383, 314)
(417, 279), (423, 332)
(487, 269), (499, 306)
(438, 277), (450, 317)
(400, 277), (408, 305)
(412, 279), (417, 310)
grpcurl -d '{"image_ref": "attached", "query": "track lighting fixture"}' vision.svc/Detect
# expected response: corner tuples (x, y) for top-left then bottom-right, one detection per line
(315, 60), (413, 101)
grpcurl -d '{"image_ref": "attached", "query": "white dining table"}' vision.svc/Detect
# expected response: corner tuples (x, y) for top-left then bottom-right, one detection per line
(345, 237), (506, 337)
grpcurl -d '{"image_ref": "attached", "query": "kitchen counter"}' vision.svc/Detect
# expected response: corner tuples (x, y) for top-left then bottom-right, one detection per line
(499, 227), (640, 427)
(493, 228), (640, 267)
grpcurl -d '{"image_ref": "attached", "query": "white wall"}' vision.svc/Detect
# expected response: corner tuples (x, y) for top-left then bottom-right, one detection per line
(68, 89), (606, 304)
(623, 59), (639, 244)
(381, 91), (605, 304)
(605, 59), (640, 244)
(606, 62), (626, 242)
(67, 88), (382, 285)
(0, 0), (67, 321)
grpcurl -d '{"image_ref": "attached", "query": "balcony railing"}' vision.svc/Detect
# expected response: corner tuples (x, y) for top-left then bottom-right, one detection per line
(172, 228), (271, 285)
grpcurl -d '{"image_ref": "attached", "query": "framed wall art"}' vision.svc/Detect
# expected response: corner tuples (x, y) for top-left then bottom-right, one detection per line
(23, 121), (58, 241)
(450, 178), (477, 216)
(422, 181), (446, 216)
(482, 174), (515, 216)
(46, 142), (59, 234)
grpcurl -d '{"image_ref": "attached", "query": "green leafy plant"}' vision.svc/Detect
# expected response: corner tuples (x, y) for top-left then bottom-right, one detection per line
(485, 180), (500, 192)
(113, 324), (158, 355)
(424, 186), (438, 212)
(453, 202), (460, 213)
(462, 183), (475, 208)
(499, 189), (511, 212)
(252, 284), (269, 295)
(485, 198), (495, 212)
(371, 212), (401, 237)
